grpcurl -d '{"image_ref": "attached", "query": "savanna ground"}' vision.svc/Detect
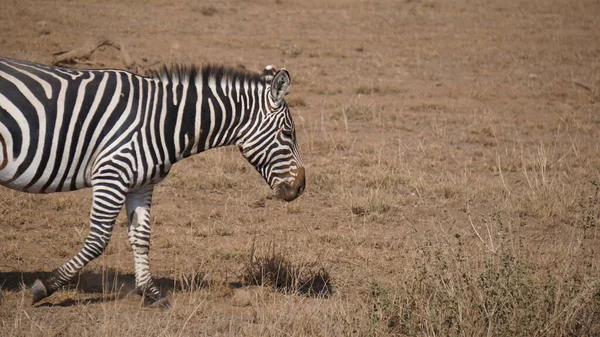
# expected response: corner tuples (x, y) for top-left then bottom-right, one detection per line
(1, 0), (599, 336)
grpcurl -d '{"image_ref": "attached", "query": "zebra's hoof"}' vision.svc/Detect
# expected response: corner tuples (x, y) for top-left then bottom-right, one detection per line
(31, 279), (48, 304)
(149, 296), (172, 309)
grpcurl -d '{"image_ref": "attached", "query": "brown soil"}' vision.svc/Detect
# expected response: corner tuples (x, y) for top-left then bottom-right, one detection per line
(1, 0), (599, 336)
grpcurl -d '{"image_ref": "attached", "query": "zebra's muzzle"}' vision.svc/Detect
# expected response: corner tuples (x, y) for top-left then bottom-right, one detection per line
(274, 166), (305, 202)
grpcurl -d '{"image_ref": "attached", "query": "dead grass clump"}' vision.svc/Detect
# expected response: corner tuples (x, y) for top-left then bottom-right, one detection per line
(356, 85), (381, 95)
(212, 226), (234, 237)
(281, 44), (302, 58)
(350, 199), (391, 217)
(199, 6), (217, 16)
(170, 269), (210, 293)
(363, 217), (600, 337)
(356, 85), (405, 95)
(243, 249), (333, 298)
(347, 190), (393, 221)
(338, 102), (383, 122)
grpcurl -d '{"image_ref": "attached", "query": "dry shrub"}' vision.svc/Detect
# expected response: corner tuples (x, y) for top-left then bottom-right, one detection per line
(364, 204), (600, 337)
(243, 247), (333, 298)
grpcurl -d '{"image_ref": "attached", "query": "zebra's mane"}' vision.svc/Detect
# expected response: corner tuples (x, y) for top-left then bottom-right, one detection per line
(148, 64), (265, 84)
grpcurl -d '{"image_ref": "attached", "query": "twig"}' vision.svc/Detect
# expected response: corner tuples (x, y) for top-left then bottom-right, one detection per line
(572, 80), (592, 92)
(496, 153), (511, 196)
(467, 202), (496, 253)
(49, 324), (68, 337)
(177, 300), (204, 337)
(53, 38), (141, 73)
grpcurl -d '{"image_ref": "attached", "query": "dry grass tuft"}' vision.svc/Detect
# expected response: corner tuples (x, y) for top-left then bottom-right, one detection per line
(243, 247), (333, 298)
(199, 6), (217, 16)
(356, 85), (381, 95)
(365, 224), (600, 336)
(361, 186), (600, 336)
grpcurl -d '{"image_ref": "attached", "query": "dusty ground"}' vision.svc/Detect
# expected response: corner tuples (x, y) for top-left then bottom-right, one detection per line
(1, 0), (599, 336)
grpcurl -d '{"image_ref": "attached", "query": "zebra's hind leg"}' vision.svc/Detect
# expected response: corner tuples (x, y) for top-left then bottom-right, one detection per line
(32, 181), (127, 304)
(125, 185), (169, 308)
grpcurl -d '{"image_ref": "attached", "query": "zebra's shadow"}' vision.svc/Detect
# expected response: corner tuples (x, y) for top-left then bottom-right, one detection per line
(0, 269), (210, 306)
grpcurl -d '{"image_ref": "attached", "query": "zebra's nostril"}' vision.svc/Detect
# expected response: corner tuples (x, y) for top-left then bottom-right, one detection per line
(297, 185), (304, 195)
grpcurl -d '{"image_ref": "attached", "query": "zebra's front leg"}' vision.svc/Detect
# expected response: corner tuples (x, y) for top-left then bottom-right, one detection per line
(125, 185), (168, 307)
(32, 181), (127, 304)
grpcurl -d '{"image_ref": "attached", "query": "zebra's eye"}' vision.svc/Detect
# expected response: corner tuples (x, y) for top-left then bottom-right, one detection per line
(281, 129), (293, 139)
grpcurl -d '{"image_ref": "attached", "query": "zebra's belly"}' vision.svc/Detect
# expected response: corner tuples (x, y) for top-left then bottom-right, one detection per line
(0, 158), (91, 194)
(0, 121), (96, 193)
(0, 134), (6, 172)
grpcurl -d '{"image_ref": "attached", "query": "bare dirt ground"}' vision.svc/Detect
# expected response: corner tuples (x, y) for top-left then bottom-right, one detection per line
(1, 0), (599, 336)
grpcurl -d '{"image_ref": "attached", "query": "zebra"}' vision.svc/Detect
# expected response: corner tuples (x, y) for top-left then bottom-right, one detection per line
(0, 57), (305, 307)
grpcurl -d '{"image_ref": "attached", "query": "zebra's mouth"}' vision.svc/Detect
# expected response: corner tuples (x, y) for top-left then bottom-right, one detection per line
(272, 177), (305, 202)
(273, 183), (301, 202)
(273, 166), (305, 202)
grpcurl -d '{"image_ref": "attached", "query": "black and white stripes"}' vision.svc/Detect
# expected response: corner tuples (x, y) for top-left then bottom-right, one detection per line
(0, 57), (305, 306)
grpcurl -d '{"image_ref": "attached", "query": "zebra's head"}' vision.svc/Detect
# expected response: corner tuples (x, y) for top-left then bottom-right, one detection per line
(238, 66), (305, 202)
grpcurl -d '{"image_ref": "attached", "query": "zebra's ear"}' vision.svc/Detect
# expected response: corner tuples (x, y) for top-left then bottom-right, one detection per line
(270, 69), (291, 104)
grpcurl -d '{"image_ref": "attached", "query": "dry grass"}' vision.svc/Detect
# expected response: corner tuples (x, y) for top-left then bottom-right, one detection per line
(243, 243), (333, 298)
(1, 0), (600, 336)
(364, 201), (600, 336)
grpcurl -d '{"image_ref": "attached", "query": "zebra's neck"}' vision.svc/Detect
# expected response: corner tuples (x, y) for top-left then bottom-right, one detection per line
(156, 71), (266, 164)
